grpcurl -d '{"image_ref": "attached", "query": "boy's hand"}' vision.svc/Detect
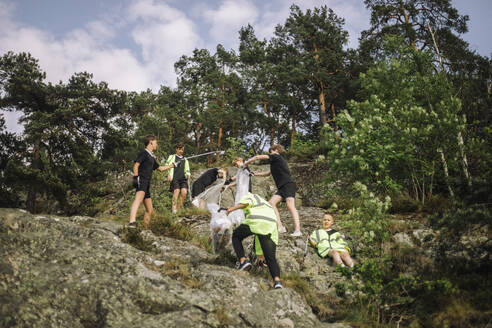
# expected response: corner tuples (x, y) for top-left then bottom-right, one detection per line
(167, 176), (172, 182)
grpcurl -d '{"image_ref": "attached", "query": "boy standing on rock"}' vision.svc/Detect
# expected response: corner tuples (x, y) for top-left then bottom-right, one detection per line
(244, 144), (302, 237)
(165, 142), (190, 214)
(129, 135), (175, 229)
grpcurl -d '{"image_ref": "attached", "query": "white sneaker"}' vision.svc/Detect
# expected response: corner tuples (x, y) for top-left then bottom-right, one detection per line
(290, 230), (302, 237)
(278, 226), (287, 233)
(172, 209), (177, 214)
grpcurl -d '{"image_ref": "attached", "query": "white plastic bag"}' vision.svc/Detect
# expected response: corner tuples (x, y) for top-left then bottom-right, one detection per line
(208, 203), (232, 253)
(227, 166), (251, 225)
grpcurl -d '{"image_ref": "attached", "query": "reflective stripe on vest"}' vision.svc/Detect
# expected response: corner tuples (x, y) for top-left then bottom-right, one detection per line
(250, 194), (272, 209)
(315, 229), (329, 244)
(248, 215), (277, 223)
(311, 229), (350, 257)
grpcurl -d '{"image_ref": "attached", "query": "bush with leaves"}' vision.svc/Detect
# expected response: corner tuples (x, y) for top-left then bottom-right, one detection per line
(340, 182), (391, 258)
(338, 182), (457, 326)
(323, 38), (468, 202)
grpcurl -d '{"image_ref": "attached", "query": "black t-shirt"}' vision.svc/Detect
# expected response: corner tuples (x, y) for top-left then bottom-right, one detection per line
(192, 168), (219, 198)
(135, 150), (159, 180)
(268, 154), (293, 188)
(173, 155), (186, 181)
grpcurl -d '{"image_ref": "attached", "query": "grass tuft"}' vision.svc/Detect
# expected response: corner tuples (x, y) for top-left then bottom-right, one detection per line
(118, 226), (155, 252)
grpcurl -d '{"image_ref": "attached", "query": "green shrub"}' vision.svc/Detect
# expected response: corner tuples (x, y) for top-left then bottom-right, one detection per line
(389, 193), (420, 213)
(340, 182), (392, 258)
(149, 213), (192, 241)
(421, 194), (453, 214)
(287, 134), (321, 161)
(118, 226), (155, 252)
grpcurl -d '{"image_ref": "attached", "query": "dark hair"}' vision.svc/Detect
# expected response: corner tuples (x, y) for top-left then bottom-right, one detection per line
(269, 144), (285, 154)
(175, 142), (185, 149)
(144, 135), (156, 146)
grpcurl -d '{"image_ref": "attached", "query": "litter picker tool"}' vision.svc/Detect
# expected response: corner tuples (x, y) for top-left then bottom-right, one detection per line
(302, 234), (309, 264)
(175, 150), (225, 163)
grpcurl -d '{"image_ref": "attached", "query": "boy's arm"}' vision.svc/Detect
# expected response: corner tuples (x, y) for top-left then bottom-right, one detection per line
(164, 155), (173, 181)
(244, 154), (269, 166)
(133, 162), (140, 176)
(308, 235), (316, 247)
(157, 163), (175, 172)
(226, 203), (247, 214)
(252, 170), (270, 177)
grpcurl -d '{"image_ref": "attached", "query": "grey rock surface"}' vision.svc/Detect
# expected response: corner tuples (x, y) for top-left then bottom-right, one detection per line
(0, 208), (350, 328)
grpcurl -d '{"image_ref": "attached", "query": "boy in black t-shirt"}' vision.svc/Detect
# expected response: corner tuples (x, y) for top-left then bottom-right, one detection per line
(129, 135), (175, 228)
(191, 167), (228, 208)
(244, 144), (302, 237)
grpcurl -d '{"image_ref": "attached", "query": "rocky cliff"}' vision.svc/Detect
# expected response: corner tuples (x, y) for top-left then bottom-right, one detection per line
(0, 207), (350, 328)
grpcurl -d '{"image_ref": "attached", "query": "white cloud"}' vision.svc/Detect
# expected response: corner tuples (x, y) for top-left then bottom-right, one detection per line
(202, 0), (259, 49)
(0, 0), (201, 92)
(0, 7), (153, 91)
(0, 0), (369, 100)
(128, 0), (201, 86)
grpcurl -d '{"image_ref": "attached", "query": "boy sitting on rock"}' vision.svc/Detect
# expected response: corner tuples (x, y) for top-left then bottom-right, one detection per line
(309, 213), (354, 268)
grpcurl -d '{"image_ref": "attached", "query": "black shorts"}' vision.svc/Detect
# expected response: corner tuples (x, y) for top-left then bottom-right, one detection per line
(170, 179), (189, 192)
(136, 178), (151, 199)
(275, 182), (296, 200)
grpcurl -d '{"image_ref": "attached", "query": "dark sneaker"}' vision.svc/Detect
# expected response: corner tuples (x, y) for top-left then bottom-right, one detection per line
(236, 260), (252, 271)
(128, 221), (137, 228)
(274, 281), (283, 289)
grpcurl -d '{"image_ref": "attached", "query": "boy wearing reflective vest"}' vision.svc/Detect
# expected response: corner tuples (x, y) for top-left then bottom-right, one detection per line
(164, 142), (191, 213)
(226, 192), (283, 289)
(309, 213), (354, 268)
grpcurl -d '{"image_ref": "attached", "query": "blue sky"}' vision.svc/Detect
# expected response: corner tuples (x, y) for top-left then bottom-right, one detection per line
(1, 0), (491, 131)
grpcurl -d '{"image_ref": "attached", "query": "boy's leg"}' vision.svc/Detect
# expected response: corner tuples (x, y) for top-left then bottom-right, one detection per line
(269, 195), (284, 229)
(231, 224), (254, 262)
(172, 187), (180, 212)
(129, 191), (146, 223)
(329, 250), (344, 266)
(285, 197), (301, 232)
(340, 251), (354, 268)
(177, 187), (187, 210)
(257, 234), (281, 281)
(142, 198), (153, 229)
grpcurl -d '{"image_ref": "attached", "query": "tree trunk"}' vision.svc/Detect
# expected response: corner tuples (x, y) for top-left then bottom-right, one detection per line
(319, 87), (327, 126)
(313, 42), (328, 126)
(457, 132), (472, 187)
(217, 120), (223, 163)
(290, 109), (296, 149)
(26, 138), (41, 213)
(438, 148), (454, 198)
(400, 1), (416, 49)
(195, 122), (203, 153)
(264, 102), (275, 146)
(330, 103), (336, 121)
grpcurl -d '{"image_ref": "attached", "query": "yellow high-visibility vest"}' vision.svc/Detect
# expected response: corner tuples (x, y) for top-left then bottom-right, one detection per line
(165, 154), (190, 179)
(310, 229), (350, 257)
(239, 193), (278, 245)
